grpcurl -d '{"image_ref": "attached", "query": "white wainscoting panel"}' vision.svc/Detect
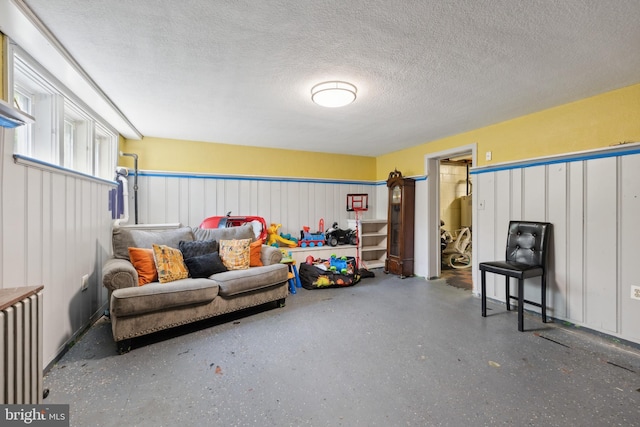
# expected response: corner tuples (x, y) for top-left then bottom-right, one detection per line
(476, 172), (496, 297)
(522, 166), (546, 221)
(1, 129), (113, 368)
(566, 161), (585, 322)
(493, 170), (512, 301)
(620, 154), (640, 342)
(547, 163), (568, 320)
(414, 178), (428, 277)
(473, 145), (640, 345)
(584, 157), (618, 333)
(132, 173), (379, 240)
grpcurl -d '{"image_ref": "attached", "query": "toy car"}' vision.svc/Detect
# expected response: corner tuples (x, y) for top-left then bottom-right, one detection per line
(325, 222), (357, 246)
(299, 226), (325, 247)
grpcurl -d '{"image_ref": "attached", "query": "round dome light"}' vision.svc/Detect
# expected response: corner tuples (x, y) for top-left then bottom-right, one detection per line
(311, 81), (357, 108)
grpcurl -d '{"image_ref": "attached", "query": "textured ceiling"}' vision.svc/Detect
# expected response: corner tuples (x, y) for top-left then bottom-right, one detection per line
(21, 0), (640, 156)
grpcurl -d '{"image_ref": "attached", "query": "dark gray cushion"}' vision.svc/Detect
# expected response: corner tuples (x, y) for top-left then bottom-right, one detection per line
(179, 239), (218, 259)
(184, 251), (227, 278)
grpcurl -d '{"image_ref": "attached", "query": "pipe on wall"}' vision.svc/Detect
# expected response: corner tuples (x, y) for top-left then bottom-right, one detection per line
(120, 152), (139, 224)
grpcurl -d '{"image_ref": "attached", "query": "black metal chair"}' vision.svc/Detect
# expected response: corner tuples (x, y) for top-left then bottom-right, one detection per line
(480, 221), (552, 331)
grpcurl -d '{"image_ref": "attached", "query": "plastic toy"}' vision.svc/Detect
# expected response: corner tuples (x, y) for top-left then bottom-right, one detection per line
(329, 255), (349, 274)
(200, 213), (268, 242)
(325, 222), (357, 246)
(267, 223), (298, 248)
(299, 226), (325, 247)
(280, 232), (299, 244)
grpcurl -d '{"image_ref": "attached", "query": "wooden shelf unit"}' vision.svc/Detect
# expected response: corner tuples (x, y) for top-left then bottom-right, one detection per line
(349, 219), (387, 269)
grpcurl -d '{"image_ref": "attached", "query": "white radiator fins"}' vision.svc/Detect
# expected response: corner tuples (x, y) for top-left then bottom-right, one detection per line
(1, 291), (43, 404)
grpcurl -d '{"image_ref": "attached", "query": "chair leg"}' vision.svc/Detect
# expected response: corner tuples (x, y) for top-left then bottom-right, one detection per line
(518, 278), (524, 332)
(541, 273), (547, 323)
(505, 276), (511, 311)
(481, 269), (487, 317)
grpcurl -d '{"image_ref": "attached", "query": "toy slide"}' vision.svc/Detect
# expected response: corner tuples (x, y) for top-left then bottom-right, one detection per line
(270, 234), (298, 248)
(267, 223), (298, 248)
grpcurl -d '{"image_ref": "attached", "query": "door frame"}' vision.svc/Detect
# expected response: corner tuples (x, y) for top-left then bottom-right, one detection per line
(424, 144), (477, 280)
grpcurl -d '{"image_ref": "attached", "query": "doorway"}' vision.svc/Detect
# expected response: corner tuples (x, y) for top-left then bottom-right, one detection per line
(424, 144), (476, 283)
(439, 156), (473, 290)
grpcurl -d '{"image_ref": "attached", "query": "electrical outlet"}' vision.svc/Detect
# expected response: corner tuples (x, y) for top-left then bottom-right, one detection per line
(81, 274), (89, 292)
(485, 151), (492, 161)
(631, 285), (640, 300)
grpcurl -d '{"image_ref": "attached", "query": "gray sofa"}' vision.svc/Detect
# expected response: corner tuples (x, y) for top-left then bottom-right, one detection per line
(102, 223), (289, 353)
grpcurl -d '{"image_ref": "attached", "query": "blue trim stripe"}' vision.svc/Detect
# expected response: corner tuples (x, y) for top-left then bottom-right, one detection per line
(139, 170), (377, 186)
(471, 145), (640, 175)
(139, 171), (427, 186)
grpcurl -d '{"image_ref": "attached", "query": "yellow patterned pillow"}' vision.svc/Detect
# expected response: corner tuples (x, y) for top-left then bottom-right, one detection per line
(219, 239), (251, 270)
(152, 244), (189, 283)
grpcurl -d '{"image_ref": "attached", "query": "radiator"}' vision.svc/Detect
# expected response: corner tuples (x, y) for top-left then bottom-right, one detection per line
(1, 286), (44, 404)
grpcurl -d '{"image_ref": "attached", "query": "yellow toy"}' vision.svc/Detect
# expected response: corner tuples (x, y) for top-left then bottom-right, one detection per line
(267, 223), (298, 248)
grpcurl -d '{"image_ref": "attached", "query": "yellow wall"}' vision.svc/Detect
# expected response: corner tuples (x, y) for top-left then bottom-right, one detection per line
(121, 137), (377, 181)
(376, 83), (640, 180)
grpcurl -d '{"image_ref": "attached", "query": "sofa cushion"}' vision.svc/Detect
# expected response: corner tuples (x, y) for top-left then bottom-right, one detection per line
(179, 239), (218, 259)
(113, 226), (194, 260)
(110, 278), (219, 317)
(152, 244), (189, 283)
(192, 223), (255, 242)
(184, 251), (228, 278)
(213, 263), (289, 297)
(219, 239), (251, 270)
(128, 247), (158, 286)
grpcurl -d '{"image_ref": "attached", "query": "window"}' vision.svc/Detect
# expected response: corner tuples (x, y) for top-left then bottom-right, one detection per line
(94, 124), (115, 180)
(9, 47), (118, 180)
(13, 87), (32, 156)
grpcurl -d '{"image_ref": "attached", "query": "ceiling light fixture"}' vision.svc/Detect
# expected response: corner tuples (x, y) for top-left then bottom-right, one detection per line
(311, 81), (357, 108)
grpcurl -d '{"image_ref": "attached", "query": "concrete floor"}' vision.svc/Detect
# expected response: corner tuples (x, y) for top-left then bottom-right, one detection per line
(44, 273), (640, 426)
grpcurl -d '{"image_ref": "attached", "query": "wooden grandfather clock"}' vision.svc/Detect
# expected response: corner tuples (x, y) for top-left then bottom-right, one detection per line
(385, 169), (415, 278)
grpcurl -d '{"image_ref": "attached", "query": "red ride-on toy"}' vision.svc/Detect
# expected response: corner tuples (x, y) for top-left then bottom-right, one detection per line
(200, 213), (268, 243)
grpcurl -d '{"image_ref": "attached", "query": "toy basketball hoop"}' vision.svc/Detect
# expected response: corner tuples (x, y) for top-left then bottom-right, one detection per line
(346, 194), (368, 212)
(347, 194), (369, 270)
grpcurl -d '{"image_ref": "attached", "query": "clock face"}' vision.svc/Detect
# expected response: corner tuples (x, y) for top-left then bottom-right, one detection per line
(391, 186), (401, 204)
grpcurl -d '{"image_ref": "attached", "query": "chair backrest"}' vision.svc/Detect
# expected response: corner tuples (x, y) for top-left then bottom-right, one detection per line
(505, 221), (551, 267)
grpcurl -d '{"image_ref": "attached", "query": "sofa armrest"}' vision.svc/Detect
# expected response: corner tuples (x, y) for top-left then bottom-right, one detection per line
(103, 258), (138, 292)
(260, 245), (283, 265)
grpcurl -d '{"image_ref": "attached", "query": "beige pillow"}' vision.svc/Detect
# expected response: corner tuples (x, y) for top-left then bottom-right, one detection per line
(152, 244), (189, 283)
(219, 239), (251, 270)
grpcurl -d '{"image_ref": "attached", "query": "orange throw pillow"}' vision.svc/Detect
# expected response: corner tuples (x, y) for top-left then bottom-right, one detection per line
(128, 247), (158, 286)
(249, 240), (263, 267)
